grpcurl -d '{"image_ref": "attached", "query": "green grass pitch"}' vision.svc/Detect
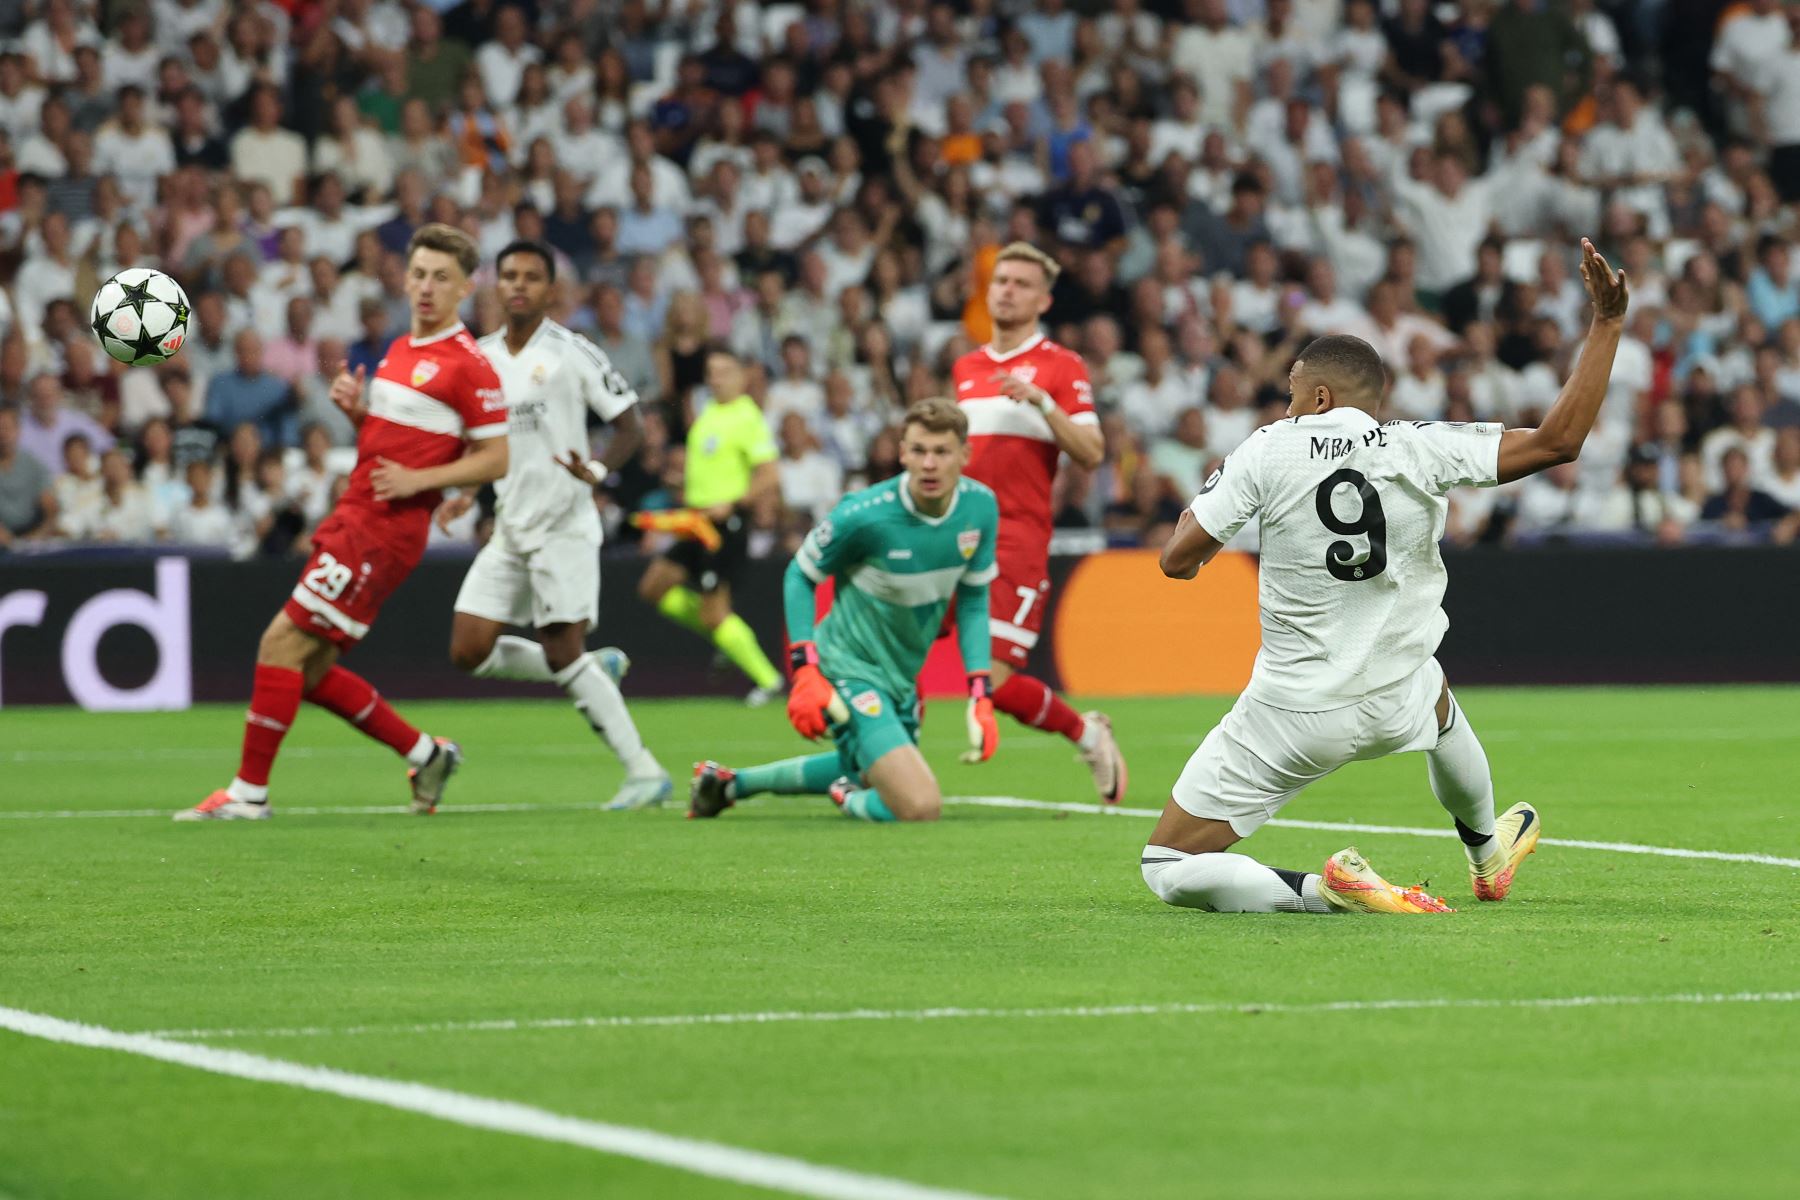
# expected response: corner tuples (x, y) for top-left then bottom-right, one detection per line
(2, 686), (1797, 1199)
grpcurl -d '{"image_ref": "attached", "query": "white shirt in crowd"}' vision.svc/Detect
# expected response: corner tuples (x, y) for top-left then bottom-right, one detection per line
(1190, 407), (1502, 710)
(778, 449), (844, 522)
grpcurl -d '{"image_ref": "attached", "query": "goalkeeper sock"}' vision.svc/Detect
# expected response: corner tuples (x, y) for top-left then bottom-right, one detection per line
(992, 673), (1086, 743)
(656, 586), (709, 635)
(838, 787), (897, 822)
(306, 666), (430, 763)
(1140, 847), (1334, 913)
(553, 655), (657, 775)
(472, 635), (555, 682)
(233, 663), (304, 794)
(712, 613), (782, 689)
(1427, 695), (1500, 864)
(734, 753), (842, 798)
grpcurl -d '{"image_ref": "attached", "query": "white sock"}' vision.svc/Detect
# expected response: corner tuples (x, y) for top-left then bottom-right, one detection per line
(553, 656), (658, 774)
(405, 733), (436, 767)
(1428, 696), (1501, 864)
(1077, 719), (1103, 752)
(473, 634), (557, 682)
(1140, 846), (1334, 913)
(226, 777), (268, 803)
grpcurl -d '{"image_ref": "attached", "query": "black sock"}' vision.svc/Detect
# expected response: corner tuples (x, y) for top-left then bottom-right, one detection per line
(1269, 866), (1312, 896)
(1454, 817), (1493, 847)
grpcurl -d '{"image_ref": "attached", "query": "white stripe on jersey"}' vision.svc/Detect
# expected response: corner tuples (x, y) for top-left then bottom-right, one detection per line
(961, 397), (1101, 442)
(367, 378), (466, 438)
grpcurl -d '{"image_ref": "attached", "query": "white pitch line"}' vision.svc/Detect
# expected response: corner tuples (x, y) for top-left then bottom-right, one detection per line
(144, 990), (1800, 1042)
(948, 796), (1800, 870)
(0, 1005), (1000, 1200)
(3, 793), (1796, 871)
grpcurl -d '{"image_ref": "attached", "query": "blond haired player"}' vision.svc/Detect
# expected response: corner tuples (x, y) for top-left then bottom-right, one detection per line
(949, 242), (1126, 800)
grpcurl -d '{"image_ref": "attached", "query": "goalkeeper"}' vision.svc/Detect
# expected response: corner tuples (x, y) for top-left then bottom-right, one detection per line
(635, 347), (786, 705)
(689, 398), (1000, 822)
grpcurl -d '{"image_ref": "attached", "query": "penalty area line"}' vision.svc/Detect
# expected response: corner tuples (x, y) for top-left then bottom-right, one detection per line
(946, 796), (1800, 870)
(0, 1005), (1001, 1200)
(145, 990), (1800, 1042)
(3, 794), (1795, 871)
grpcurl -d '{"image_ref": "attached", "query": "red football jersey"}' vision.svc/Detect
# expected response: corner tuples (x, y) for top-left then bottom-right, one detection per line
(952, 332), (1098, 565)
(341, 323), (507, 527)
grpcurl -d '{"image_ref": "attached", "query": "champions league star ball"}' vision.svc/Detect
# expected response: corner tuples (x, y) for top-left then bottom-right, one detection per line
(89, 267), (191, 366)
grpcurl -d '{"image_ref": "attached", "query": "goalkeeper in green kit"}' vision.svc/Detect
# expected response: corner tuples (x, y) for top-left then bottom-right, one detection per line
(688, 398), (1001, 822)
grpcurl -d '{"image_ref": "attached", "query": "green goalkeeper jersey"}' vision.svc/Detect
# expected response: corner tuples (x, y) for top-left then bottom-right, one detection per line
(789, 474), (1000, 700)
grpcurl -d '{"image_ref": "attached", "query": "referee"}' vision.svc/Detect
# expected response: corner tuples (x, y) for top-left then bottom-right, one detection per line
(637, 347), (786, 704)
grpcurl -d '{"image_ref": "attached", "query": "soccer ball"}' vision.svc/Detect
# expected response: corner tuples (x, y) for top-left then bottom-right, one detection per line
(89, 268), (191, 366)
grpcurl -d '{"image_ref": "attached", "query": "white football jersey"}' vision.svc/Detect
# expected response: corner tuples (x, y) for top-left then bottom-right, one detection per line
(477, 320), (637, 549)
(1190, 407), (1502, 711)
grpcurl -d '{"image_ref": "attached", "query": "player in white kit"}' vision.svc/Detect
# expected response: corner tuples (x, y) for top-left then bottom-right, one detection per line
(1144, 238), (1629, 914)
(439, 241), (672, 810)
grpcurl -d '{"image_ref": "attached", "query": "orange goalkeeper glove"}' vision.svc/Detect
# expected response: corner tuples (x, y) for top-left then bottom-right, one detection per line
(786, 642), (841, 740)
(629, 508), (723, 551)
(960, 672), (999, 763)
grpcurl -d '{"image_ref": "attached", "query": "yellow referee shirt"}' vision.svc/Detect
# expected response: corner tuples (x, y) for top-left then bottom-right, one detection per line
(683, 394), (777, 509)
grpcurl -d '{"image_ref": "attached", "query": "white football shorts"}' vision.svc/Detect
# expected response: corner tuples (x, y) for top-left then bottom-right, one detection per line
(453, 523), (600, 629)
(1172, 657), (1447, 837)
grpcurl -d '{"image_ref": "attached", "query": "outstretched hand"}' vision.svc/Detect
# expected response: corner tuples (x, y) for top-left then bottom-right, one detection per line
(555, 450), (600, 486)
(1579, 237), (1629, 322)
(330, 361), (368, 424)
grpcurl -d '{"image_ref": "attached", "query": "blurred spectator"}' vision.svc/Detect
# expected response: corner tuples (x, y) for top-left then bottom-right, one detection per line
(19, 373), (111, 468)
(0, 404), (56, 545)
(228, 84), (304, 205)
(51, 430), (101, 538)
(92, 445), (155, 543)
(205, 330), (292, 447)
(1701, 446), (1790, 531)
(1149, 408), (1212, 499)
(166, 456), (232, 547)
(775, 410), (842, 523)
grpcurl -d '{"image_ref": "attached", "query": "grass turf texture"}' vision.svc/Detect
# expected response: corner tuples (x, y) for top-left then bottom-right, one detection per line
(2, 687), (1796, 1199)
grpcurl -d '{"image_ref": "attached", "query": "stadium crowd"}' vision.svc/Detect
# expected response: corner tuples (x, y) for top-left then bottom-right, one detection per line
(2, 0), (1800, 561)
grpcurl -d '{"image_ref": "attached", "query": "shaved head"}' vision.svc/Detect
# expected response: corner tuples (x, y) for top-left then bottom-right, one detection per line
(1289, 335), (1386, 416)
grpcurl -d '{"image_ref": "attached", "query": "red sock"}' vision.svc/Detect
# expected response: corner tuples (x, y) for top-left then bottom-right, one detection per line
(992, 673), (1086, 743)
(238, 664), (305, 786)
(306, 666), (423, 758)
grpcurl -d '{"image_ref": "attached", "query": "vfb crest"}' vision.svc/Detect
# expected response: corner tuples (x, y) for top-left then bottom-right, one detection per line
(956, 529), (980, 559)
(411, 360), (441, 389)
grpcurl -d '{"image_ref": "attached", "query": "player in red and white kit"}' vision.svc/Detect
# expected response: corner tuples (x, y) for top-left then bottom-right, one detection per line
(950, 242), (1128, 801)
(176, 225), (510, 820)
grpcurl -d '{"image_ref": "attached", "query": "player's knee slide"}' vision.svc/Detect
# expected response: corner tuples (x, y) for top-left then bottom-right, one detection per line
(1140, 848), (1201, 908)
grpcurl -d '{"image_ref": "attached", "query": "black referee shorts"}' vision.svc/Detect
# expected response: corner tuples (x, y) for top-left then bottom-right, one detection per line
(664, 509), (749, 593)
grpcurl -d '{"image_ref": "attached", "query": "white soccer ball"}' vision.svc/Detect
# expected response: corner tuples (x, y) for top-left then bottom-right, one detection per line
(89, 267), (191, 366)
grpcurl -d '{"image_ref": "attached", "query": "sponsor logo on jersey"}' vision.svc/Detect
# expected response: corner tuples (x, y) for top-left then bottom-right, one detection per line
(957, 529), (980, 559)
(814, 518), (833, 548)
(887, 548), (912, 559)
(851, 690), (883, 718)
(411, 360), (440, 388)
(477, 387), (506, 412)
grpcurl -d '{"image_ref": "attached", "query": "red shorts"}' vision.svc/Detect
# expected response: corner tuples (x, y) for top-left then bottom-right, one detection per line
(282, 509), (426, 648)
(987, 556), (1051, 669)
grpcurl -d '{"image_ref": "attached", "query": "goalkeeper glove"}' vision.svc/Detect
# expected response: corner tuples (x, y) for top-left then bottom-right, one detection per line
(786, 642), (841, 740)
(628, 508), (723, 551)
(960, 672), (999, 763)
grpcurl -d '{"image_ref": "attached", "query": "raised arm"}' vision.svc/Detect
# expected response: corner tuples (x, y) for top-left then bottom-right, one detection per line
(1495, 239), (1630, 484)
